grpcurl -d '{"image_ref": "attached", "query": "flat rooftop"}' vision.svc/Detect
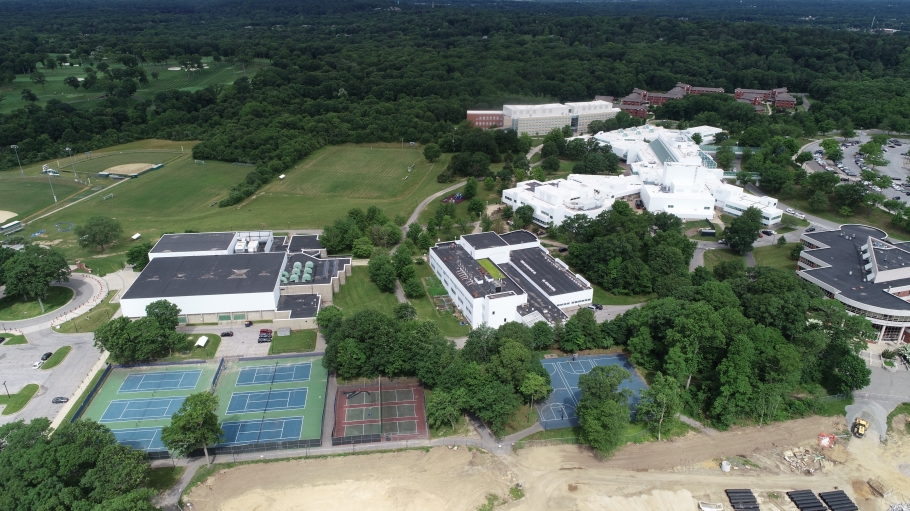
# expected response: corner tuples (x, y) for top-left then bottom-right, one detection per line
(461, 232), (508, 250)
(284, 254), (350, 286)
(123, 252), (285, 299)
(510, 248), (589, 296)
(800, 225), (910, 311)
(432, 243), (523, 298)
(500, 230), (538, 245)
(499, 262), (569, 324)
(277, 294), (320, 319)
(288, 235), (323, 252)
(150, 232), (235, 254)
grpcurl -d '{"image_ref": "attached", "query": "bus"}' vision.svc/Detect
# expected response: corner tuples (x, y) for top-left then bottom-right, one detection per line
(1, 221), (23, 236)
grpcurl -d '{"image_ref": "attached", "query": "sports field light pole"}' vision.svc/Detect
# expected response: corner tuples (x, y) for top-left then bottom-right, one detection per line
(2, 381), (9, 398)
(47, 170), (58, 204)
(10, 145), (23, 177)
(66, 147), (78, 180)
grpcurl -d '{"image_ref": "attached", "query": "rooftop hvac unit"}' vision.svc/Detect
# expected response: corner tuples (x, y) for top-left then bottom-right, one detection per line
(281, 271), (289, 278)
(293, 262), (302, 269)
(305, 261), (314, 269)
(291, 268), (301, 276)
(304, 267), (313, 275)
(302, 274), (312, 282)
(280, 276), (288, 283)
(290, 274), (299, 283)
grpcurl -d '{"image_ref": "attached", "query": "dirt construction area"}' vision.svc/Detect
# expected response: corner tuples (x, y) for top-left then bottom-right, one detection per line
(105, 163), (156, 174)
(186, 414), (910, 511)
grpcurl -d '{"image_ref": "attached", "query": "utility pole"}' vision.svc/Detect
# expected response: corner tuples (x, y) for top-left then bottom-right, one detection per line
(10, 145), (23, 177)
(47, 170), (57, 204)
(66, 147), (77, 181)
(2, 381), (9, 398)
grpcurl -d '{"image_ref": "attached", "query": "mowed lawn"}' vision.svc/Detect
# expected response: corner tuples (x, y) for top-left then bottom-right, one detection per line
(0, 178), (86, 221)
(753, 243), (799, 271)
(332, 267), (399, 316)
(252, 144), (454, 227)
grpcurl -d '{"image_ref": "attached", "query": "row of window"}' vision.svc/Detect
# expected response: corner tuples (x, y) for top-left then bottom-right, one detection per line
(798, 257), (820, 269)
(843, 303), (910, 323)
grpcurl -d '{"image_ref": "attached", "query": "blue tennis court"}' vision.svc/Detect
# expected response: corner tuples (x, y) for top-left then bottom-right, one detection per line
(112, 427), (167, 451)
(226, 388), (308, 415)
(236, 363), (311, 386)
(220, 417), (304, 445)
(118, 370), (202, 393)
(536, 354), (647, 430)
(100, 397), (186, 423)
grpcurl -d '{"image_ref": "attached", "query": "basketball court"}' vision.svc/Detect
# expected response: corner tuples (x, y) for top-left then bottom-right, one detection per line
(537, 354), (647, 430)
(333, 380), (427, 442)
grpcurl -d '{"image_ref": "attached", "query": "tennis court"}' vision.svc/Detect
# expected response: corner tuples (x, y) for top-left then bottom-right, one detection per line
(118, 369), (202, 393)
(100, 397), (186, 423)
(236, 362), (311, 386)
(226, 388), (308, 414)
(111, 427), (167, 451)
(537, 354), (647, 430)
(212, 355), (328, 447)
(220, 417), (304, 445)
(333, 379), (428, 443)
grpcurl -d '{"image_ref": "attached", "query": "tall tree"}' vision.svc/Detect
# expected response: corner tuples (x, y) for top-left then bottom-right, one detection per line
(2, 245), (70, 312)
(126, 241), (153, 270)
(724, 207), (763, 255)
(161, 392), (223, 465)
(635, 372), (682, 440)
(75, 216), (123, 252)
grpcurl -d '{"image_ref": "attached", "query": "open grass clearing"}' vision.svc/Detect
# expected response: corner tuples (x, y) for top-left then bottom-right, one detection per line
(147, 466), (186, 495)
(268, 330), (317, 355)
(158, 334), (221, 362)
(501, 403), (538, 437)
(76, 254), (127, 277)
(332, 267), (400, 316)
(0, 286), (73, 321)
(0, 383), (39, 415)
(886, 402), (910, 433)
(592, 285), (655, 306)
(40, 346), (71, 370)
(56, 291), (120, 333)
(703, 248), (745, 270)
(1, 334), (27, 345)
(753, 242), (800, 271)
(412, 262), (470, 337)
(0, 178), (87, 221)
(783, 191), (908, 241)
(417, 185), (501, 226)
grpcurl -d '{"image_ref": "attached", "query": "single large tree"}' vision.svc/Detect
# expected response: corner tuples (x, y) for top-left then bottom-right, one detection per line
(2, 245), (70, 313)
(75, 216), (123, 252)
(635, 372), (682, 440)
(126, 241), (152, 270)
(577, 365), (632, 455)
(724, 206), (763, 255)
(161, 392), (223, 465)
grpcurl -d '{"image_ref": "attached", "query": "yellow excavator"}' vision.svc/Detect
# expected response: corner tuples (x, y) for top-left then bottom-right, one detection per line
(852, 418), (869, 438)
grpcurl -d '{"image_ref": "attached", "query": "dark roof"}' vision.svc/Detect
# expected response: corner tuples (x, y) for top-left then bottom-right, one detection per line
(461, 232), (507, 250)
(498, 262), (569, 323)
(123, 252), (285, 299)
(690, 86), (724, 92)
(150, 233), (235, 254)
(431, 243), (523, 298)
(510, 247), (589, 296)
(499, 230), (538, 245)
(799, 225), (910, 311)
(594, 95), (614, 103)
(288, 235), (323, 252)
(775, 93), (796, 103)
(277, 294), (320, 318)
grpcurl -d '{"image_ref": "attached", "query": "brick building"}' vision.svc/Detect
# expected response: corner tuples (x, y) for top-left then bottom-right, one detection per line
(466, 110), (504, 130)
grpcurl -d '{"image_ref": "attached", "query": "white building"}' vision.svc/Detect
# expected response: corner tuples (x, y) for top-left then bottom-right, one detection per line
(501, 126), (781, 227)
(501, 100), (619, 136)
(428, 231), (592, 328)
(121, 232), (350, 329)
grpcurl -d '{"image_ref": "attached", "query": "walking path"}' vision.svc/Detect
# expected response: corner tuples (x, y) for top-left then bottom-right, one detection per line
(1, 274), (104, 334)
(404, 181), (467, 227)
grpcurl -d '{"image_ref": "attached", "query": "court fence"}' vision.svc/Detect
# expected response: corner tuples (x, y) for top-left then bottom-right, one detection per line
(238, 352), (324, 362)
(208, 438), (322, 457)
(114, 359), (206, 369)
(331, 376), (429, 445)
(512, 437), (581, 451)
(70, 363), (113, 423)
(211, 357), (225, 388)
(331, 434), (382, 446)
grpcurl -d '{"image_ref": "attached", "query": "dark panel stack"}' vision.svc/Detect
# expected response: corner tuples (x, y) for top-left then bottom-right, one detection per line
(818, 490), (858, 511)
(726, 489), (759, 510)
(787, 490), (827, 511)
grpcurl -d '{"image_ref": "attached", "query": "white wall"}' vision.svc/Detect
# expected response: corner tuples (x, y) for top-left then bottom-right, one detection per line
(642, 187), (715, 220)
(481, 292), (526, 327)
(121, 291), (279, 318)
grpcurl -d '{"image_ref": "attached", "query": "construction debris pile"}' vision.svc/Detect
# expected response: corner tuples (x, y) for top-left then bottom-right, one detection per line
(781, 447), (827, 475)
(887, 504), (910, 511)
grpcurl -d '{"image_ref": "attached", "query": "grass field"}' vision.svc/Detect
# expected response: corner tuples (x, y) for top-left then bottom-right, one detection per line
(0, 383), (38, 415)
(0, 178), (87, 221)
(417, 184), (501, 226)
(1, 334), (28, 345)
(0, 286), (73, 321)
(592, 285), (655, 306)
(268, 330), (318, 355)
(147, 466), (186, 495)
(41, 346), (71, 370)
(413, 263), (470, 338)
(703, 248), (745, 270)
(753, 243), (799, 271)
(158, 334), (222, 362)
(0, 59), (245, 114)
(332, 267), (400, 316)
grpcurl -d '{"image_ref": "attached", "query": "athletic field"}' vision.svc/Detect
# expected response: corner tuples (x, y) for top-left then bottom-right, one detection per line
(80, 363), (217, 452)
(536, 354), (647, 430)
(212, 355), (328, 446)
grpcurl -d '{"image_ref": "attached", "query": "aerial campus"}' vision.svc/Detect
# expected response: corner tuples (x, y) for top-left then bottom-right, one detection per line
(1, 1), (910, 510)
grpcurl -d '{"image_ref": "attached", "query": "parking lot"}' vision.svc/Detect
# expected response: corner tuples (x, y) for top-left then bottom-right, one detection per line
(804, 133), (910, 202)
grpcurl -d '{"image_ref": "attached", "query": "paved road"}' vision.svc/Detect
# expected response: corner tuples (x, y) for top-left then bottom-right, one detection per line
(0, 328), (102, 426)
(404, 180), (467, 227)
(0, 277), (97, 332)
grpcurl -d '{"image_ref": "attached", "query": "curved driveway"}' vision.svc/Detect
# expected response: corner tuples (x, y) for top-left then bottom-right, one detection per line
(1, 277), (97, 333)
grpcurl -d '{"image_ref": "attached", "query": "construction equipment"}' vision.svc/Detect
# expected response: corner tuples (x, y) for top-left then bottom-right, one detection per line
(852, 418), (869, 438)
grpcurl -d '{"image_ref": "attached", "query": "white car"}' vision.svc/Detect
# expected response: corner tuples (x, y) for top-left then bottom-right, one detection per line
(32, 361), (42, 369)
(786, 208), (795, 214)
(795, 213), (806, 220)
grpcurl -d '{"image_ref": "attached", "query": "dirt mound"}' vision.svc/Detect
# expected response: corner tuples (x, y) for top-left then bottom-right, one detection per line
(0, 211), (16, 223)
(104, 163), (155, 174)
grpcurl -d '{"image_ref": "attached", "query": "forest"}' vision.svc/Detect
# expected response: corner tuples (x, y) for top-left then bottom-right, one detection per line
(1, 0), (909, 205)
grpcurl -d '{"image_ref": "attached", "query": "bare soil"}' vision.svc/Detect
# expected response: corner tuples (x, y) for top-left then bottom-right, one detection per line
(0, 210), (16, 223)
(104, 163), (155, 174)
(186, 414), (910, 511)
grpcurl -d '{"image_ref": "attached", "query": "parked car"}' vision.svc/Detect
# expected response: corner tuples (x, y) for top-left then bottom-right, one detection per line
(785, 208), (795, 214)
(795, 213), (806, 220)
(805, 227), (816, 232)
(586, 305), (596, 311)
(32, 361), (42, 369)
(257, 336), (272, 344)
(761, 229), (775, 236)
(557, 247), (568, 253)
(0, 337), (5, 344)
(41, 352), (53, 361)
(718, 239), (727, 245)
(593, 303), (603, 310)
(259, 328), (273, 337)
(221, 331), (234, 337)
(51, 397), (69, 404)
